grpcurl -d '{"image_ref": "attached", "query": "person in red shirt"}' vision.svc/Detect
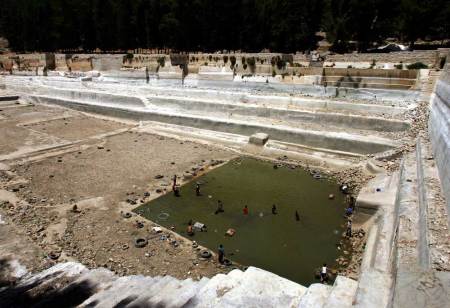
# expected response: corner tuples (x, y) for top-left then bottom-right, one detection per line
(243, 205), (249, 215)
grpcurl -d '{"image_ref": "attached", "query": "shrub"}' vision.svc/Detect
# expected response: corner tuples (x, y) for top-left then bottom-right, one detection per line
(406, 62), (428, 69)
(439, 57), (446, 69)
(157, 56), (165, 67)
(394, 63), (403, 69)
(223, 55), (229, 63)
(270, 57), (276, 67)
(276, 56), (286, 70)
(247, 57), (256, 73)
(230, 56), (236, 66)
(247, 56), (256, 67)
(208, 55), (212, 61)
(260, 59), (264, 64)
(204, 62), (208, 66)
(243, 63), (248, 70)
(347, 65), (353, 69)
(272, 69), (276, 77)
(123, 53), (134, 64)
(241, 56), (246, 65)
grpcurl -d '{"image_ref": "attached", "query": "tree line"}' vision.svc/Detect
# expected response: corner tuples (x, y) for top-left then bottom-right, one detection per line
(0, 0), (448, 53)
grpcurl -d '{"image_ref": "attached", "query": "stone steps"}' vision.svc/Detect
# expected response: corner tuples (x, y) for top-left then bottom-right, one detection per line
(354, 170), (403, 308)
(396, 149), (422, 271)
(0, 261), (360, 308)
(11, 77), (411, 133)
(2, 75), (416, 159)
(392, 139), (450, 308)
(323, 276), (358, 308)
(298, 283), (332, 307)
(28, 95), (401, 156)
(420, 141), (450, 271)
(142, 95), (410, 133)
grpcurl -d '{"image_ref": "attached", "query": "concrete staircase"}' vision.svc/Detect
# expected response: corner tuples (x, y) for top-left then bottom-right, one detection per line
(392, 139), (450, 308)
(0, 262), (359, 308)
(321, 76), (416, 90)
(2, 75), (415, 167)
(418, 69), (440, 101)
(352, 138), (450, 308)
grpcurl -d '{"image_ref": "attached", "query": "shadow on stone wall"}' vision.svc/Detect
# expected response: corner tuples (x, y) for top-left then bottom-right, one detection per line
(0, 258), (97, 308)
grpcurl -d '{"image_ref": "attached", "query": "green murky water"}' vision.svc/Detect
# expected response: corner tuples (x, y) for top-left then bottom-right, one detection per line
(134, 158), (348, 285)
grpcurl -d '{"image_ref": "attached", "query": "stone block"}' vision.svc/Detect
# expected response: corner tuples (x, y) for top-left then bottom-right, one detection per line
(249, 133), (269, 145)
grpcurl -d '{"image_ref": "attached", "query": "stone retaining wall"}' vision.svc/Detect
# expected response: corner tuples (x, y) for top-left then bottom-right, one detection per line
(327, 50), (439, 66)
(428, 59), (450, 218)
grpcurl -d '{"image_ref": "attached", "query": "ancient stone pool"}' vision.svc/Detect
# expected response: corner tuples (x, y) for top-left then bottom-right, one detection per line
(134, 157), (349, 285)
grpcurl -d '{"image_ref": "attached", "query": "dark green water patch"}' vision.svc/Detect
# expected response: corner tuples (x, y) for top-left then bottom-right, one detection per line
(134, 157), (349, 285)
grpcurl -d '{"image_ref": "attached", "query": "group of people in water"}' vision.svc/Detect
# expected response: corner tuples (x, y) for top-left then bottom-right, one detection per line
(175, 175), (356, 271)
(173, 176), (304, 222)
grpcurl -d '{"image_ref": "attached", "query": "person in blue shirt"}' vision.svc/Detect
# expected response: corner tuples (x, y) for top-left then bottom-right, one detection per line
(345, 206), (353, 217)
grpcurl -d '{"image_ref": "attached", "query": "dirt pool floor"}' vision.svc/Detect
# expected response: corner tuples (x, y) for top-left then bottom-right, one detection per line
(0, 98), (369, 284)
(0, 100), (235, 281)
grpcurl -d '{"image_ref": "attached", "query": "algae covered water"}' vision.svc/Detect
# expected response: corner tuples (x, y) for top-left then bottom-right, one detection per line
(134, 158), (348, 285)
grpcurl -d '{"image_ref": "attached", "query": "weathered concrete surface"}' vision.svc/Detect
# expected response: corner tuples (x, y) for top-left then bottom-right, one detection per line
(0, 261), (361, 308)
(394, 271), (450, 308)
(249, 133), (269, 145)
(428, 66), (450, 222)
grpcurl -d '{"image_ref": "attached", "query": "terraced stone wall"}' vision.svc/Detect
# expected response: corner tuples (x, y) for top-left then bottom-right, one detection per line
(429, 57), (450, 218)
(327, 50), (439, 67)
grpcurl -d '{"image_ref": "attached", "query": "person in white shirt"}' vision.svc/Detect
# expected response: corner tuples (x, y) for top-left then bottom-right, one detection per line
(320, 263), (328, 283)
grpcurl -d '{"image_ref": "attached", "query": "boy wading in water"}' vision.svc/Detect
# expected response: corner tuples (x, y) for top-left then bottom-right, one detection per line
(172, 175), (177, 191)
(187, 222), (194, 236)
(218, 244), (225, 264)
(272, 204), (277, 215)
(215, 200), (224, 214)
(320, 263), (328, 283)
(174, 185), (180, 197)
(346, 219), (352, 237)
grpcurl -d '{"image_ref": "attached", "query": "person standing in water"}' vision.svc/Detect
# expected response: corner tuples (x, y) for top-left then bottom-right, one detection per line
(174, 185), (180, 197)
(187, 222), (194, 236)
(346, 219), (352, 237)
(215, 200), (224, 214)
(195, 183), (201, 196)
(243, 205), (249, 215)
(172, 175), (177, 191)
(345, 206), (353, 217)
(320, 263), (328, 283)
(272, 204), (277, 215)
(218, 244), (225, 264)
